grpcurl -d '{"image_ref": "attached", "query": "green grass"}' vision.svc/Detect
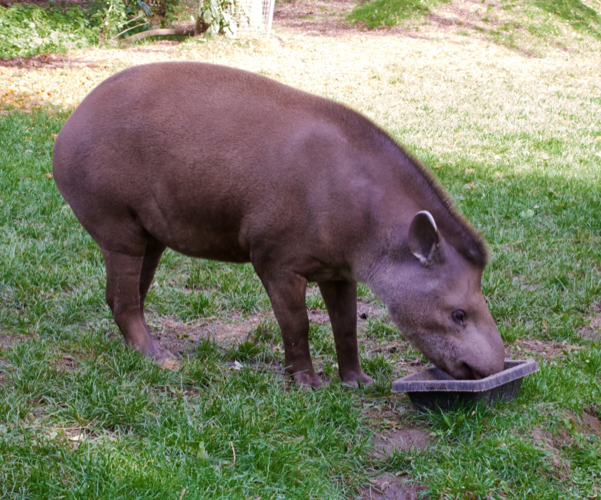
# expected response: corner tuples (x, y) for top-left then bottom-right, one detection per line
(347, 0), (450, 28)
(535, 0), (601, 39)
(348, 0), (601, 50)
(1, 339), (369, 498)
(2, 98), (600, 498)
(2, 9), (601, 495)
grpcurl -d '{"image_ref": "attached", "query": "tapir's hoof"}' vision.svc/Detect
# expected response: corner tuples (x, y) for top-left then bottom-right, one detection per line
(293, 371), (323, 389)
(340, 370), (373, 388)
(146, 342), (179, 370)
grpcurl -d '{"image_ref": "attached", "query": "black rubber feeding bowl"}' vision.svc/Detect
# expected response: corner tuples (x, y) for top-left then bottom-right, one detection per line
(392, 360), (538, 411)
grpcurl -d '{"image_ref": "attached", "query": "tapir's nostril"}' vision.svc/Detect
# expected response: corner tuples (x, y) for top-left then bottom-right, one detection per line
(460, 362), (486, 380)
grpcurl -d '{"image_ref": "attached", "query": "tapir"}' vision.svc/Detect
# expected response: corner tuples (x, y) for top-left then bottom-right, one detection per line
(53, 62), (505, 387)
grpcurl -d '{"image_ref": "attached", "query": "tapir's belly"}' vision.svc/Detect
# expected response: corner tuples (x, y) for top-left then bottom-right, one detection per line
(137, 206), (252, 263)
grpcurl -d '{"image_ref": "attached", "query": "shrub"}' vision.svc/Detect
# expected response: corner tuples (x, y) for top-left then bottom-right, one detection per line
(196, 0), (237, 37)
(0, 3), (97, 59)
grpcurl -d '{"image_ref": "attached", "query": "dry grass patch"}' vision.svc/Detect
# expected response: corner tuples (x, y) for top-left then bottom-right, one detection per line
(1, 20), (599, 166)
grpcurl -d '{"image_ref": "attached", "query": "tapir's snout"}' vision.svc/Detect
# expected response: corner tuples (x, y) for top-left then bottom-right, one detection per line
(443, 325), (506, 380)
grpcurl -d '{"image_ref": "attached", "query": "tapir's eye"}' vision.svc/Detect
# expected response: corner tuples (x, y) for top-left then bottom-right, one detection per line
(452, 310), (467, 325)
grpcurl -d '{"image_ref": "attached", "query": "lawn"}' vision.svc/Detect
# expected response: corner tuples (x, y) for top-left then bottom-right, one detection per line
(1, 0), (601, 497)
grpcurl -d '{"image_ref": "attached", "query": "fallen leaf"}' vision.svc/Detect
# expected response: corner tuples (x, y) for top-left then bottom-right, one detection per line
(44, 173), (53, 178)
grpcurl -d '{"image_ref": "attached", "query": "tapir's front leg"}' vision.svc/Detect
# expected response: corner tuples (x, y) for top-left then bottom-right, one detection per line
(318, 280), (373, 387)
(254, 266), (321, 388)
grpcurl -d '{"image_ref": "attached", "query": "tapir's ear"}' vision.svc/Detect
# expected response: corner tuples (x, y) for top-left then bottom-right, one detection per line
(408, 211), (442, 266)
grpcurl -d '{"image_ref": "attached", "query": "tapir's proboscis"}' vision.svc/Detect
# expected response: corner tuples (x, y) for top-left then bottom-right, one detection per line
(53, 62), (505, 388)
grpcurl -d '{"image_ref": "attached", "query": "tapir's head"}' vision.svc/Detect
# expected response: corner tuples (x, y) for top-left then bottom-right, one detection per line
(374, 211), (505, 380)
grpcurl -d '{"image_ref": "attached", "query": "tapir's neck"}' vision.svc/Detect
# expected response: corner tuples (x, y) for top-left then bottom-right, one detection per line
(346, 165), (487, 289)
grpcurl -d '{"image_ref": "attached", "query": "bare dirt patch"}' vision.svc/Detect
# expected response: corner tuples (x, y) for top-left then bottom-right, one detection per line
(428, 0), (500, 33)
(506, 338), (581, 363)
(361, 472), (423, 500)
(578, 301), (601, 342)
(529, 426), (572, 476)
(150, 299), (387, 356)
(360, 404), (431, 499)
(0, 332), (29, 350)
(528, 408), (601, 471)
(56, 354), (78, 373)
(580, 408), (601, 437)
(0, 53), (97, 69)
(371, 426), (431, 457)
(273, 0), (356, 36)
(151, 313), (271, 355)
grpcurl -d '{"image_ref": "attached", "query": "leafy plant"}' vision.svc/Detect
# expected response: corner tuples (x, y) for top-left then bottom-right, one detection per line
(90, 0), (128, 39)
(88, 0), (154, 41)
(196, 0), (237, 37)
(0, 0), (184, 58)
(0, 3), (97, 59)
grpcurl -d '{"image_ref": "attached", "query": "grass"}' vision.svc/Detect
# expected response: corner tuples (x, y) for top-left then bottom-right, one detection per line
(347, 0), (451, 28)
(2, 2), (601, 497)
(2, 344), (369, 498)
(348, 0), (601, 53)
(535, 0), (601, 39)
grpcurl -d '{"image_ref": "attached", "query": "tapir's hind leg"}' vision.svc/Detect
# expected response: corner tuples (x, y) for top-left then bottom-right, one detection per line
(139, 239), (166, 309)
(318, 280), (373, 387)
(102, 247), (173, 363)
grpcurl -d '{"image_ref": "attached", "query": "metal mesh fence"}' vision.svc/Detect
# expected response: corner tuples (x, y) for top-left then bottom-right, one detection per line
(234, 0), (276, 37)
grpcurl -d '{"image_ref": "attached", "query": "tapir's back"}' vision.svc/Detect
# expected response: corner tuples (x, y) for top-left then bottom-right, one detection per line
(52, 62), (383, 260)
(54, 62), (335, 194)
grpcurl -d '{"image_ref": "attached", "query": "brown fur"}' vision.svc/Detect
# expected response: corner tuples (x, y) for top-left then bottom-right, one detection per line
(53, 62), (504, 386)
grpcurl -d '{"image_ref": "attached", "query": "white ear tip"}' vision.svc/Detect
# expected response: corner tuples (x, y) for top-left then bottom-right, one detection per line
(416, 210), (437, 232)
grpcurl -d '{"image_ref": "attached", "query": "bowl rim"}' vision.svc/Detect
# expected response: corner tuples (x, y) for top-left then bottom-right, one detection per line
(391, 359), (538, 394)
